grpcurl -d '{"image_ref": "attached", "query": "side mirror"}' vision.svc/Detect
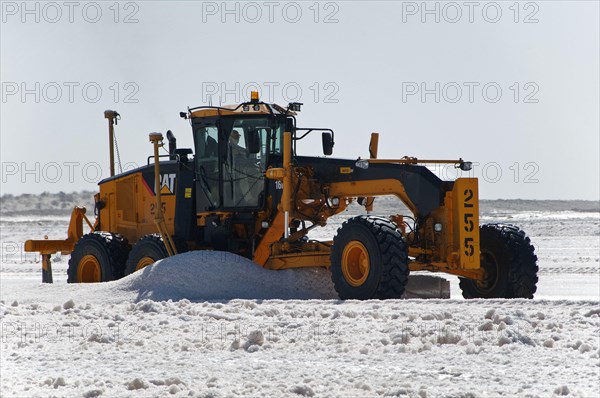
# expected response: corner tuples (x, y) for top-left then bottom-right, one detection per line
(245, 129), (261, 154)
(322, 132), (334, 156)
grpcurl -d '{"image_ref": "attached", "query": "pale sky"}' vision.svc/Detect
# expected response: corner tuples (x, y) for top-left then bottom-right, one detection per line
(1, 1), (599, 200)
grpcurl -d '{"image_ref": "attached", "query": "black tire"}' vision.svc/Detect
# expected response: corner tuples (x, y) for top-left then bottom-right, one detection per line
(124, 234), (168, 276)
(68, 232), (129, 283)
(459, 224), (538, 299)
(124, 234), (188, 276)
(330, 216), (409, 300)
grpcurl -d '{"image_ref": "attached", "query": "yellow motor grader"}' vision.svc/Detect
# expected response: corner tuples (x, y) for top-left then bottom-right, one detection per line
(25, 92), (538, 299)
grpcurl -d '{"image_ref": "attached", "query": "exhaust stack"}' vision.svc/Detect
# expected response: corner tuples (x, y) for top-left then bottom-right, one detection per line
(166, 130), (177, 160)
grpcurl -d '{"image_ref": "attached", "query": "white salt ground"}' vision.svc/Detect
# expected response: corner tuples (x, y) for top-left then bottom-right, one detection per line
(1, 201), (598, 397)
(1, 251), (598, 398)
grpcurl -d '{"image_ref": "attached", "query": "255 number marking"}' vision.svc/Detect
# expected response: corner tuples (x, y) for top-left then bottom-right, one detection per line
(150, 202), (166, 215)
(463, 189), (475, 257)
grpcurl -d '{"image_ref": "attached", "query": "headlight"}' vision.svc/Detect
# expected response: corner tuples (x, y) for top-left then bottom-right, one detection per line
(355, 159), (369, 169)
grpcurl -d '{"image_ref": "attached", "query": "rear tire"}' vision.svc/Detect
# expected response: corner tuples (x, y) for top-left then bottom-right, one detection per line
(459, 224), (538, 299)
(124, 234), (168, 276)
(331, 216), (409, 300)
(68, 232), (129, 283)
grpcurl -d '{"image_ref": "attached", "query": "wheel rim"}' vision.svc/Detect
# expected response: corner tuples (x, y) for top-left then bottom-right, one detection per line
(78, 255), (101, 283)
(136, 256), (155, 271)
(476, 251), (500, 293)
(341, 241), (370, 287)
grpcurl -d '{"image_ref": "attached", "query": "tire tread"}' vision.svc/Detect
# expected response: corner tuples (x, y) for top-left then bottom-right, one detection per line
(331, 216), (409, 299)
(459, 223), (538, 299)
(67, 232), (129, 283)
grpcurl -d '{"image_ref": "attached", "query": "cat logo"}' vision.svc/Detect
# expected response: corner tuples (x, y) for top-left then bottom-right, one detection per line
(155, 173), (176, 195)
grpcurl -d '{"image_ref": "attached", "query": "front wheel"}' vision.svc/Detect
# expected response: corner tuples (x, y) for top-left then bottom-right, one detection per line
(459, 224), (538, 299)
(330, 216), (409, 300)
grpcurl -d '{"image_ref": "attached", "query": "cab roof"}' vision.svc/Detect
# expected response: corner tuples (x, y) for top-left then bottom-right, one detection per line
(189, 102), (296, 119)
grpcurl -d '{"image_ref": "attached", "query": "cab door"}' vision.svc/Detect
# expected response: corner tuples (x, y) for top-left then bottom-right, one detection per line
(193, 118), (220, 212)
